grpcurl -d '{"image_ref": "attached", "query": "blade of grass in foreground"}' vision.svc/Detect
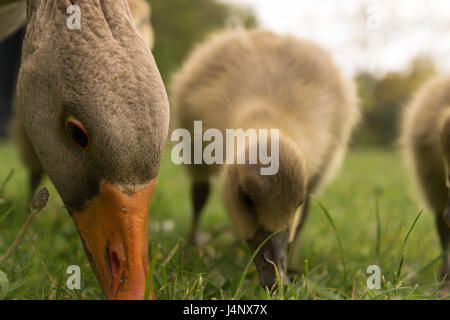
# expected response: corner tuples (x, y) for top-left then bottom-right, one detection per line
(0, 169), (14, 195)
(0, 205), (15, 225)
(144, 244), (160, 300)
(233, 228), (285, 300)
(374, 191), (382, 260)
(266, 258), (284, 299)
(317, 201), (347, 280)
(302, 259), (309, 297)
(430, 271), (448, 299)
(0, 188), (49, 266)
(393, 210), (422, 287)
(406, 247), (450, 280)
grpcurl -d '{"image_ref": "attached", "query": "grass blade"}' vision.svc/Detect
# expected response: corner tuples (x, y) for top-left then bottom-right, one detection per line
(374, 191), (381, 259)
(317, 201), (347, 279)
(144, 244), (159, 300)
(393, 210), (423, 286)
(0, 169), (14, 195)
(0, 205), (15, 225)
(407, 247), (450, 279)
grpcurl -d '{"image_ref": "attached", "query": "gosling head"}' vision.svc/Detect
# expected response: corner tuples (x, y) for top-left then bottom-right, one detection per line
(16, 1), (169, 299)
(221, 136), (306, 288)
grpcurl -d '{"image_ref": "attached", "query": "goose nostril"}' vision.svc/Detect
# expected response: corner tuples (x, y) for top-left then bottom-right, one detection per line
(110, 251), (121, 277)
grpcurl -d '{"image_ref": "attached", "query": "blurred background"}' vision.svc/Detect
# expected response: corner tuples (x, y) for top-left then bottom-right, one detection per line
(0, 0), (449, 299)
(149, 0), (446, 147)
(1, 0), (448, 147)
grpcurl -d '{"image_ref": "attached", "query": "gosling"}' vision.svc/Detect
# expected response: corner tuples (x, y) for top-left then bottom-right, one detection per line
(171, 29), (359, 288)
(402, 75), (450, 278)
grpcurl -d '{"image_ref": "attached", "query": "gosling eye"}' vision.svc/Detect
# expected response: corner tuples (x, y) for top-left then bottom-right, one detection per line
(65, 118), (90, 150)
(238, 187), (254, 210)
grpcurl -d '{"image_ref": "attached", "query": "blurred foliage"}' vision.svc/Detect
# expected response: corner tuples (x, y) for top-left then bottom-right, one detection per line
(149, 0), (258, 83)
(353, 56), (436, 147)
(149, 0), (433, 149)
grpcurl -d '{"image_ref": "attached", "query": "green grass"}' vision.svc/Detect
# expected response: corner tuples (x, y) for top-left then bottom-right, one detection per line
(0, 141), (448, 300)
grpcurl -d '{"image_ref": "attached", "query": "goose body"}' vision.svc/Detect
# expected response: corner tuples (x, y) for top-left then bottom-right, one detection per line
(6, 0), (170, 300)
(402, 76), (450, 278)
(171, 29), (359, 287)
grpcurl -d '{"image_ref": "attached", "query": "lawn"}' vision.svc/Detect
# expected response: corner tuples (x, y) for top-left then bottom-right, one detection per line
(0, 141), (448, 300)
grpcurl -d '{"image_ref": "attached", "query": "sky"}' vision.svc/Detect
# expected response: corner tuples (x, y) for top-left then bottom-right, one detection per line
(224, 0), (450, 77)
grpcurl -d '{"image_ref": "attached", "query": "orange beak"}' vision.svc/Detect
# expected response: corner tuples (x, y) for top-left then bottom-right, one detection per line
(72, 180), (157, 300)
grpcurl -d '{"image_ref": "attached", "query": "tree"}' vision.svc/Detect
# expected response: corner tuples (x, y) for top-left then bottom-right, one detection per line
(149, 0), (258, 83)
(353, 56), (436, 147)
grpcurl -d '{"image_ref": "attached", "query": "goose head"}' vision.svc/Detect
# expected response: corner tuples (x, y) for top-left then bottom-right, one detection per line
(221, 135), (306, 288)
(16, 1), (169, 299)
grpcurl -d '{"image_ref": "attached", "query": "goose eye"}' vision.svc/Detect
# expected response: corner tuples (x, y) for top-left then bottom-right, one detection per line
(238, 187), (254, 210)
(65, 118), (90, 150)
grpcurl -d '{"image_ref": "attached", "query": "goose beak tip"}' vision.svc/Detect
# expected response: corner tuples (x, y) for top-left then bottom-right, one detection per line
(72, 180), (157, 300)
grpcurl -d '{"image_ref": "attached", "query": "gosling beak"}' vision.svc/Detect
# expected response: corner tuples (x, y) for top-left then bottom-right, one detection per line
(247, 229), (289, 289)
(72, 179), (157, 300)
